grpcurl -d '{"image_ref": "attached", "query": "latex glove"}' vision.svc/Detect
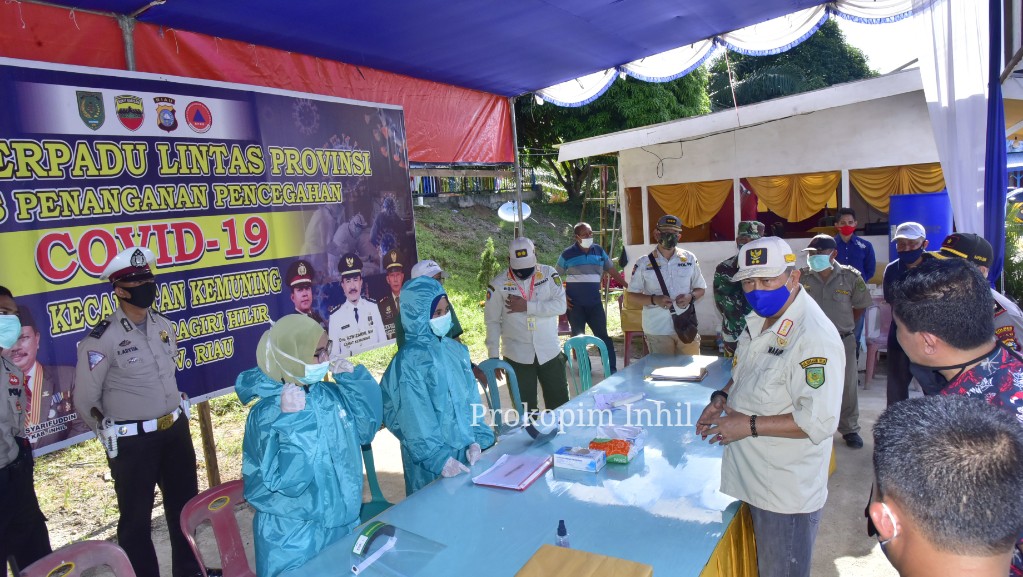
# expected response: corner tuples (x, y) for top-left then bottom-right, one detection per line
(441, 457), (470, 478)
(280, 383), (307, 413)
(331, 357), (355, 374)
(466, 443), (482, 465)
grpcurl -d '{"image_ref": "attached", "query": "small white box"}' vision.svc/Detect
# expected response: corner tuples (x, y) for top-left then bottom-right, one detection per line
(553, 446), (606, 473)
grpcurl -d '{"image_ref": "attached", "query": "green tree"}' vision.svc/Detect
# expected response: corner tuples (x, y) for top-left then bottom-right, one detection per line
(516, 68), (710, 201)
(708, 19), (875, 110)
(477, 236), (499, 290)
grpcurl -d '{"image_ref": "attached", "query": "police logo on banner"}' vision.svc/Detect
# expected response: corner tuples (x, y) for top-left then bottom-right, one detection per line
(115, 95), (144, 131)
(185, 101), (213, 133)
(154, 96), (178, 132)
(76, 91), (104, 131)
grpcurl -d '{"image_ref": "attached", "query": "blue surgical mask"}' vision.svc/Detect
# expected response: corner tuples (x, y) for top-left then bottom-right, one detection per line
(0, 315), (21, 350)
(808, 254), (832, 272)
(299, 361), (330, 385)
(745, 280), (792, 318)
(897, 247), (923, 266)
(429, 312), (452, 338)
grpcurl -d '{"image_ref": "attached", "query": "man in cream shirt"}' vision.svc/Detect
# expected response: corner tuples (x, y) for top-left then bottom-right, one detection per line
(696, 236), (843, 577)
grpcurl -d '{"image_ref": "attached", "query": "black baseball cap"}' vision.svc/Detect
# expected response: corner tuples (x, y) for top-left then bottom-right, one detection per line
(802, 234), (837, 252)
(939, 233), (992, 267)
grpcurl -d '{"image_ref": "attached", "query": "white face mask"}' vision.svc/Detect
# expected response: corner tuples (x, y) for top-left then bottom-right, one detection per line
(0, 315), (21, 350)
(267, 342), (330, 385)
(579, 238), (594, 249)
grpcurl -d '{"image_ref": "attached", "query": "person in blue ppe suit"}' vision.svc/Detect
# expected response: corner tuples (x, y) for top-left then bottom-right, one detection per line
(381, 276), (496, 495)
(236, 314), (382, 577)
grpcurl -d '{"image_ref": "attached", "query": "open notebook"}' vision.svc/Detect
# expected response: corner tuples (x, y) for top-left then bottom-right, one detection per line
(649, 365), (708, 382)
(472, 454), (552, 491)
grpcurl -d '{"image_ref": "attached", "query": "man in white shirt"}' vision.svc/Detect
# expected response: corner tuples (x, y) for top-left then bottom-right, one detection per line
(485, 237), (568, 412)
(627, 214), (707, 355)
(328, 253), (383, 357)
(696, 236), (843, 577)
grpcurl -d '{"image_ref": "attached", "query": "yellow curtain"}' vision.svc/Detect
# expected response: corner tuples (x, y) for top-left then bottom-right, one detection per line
(849, 163), (945, 213)
(746, 172), (840, 222)
(647, 180), (733, 227)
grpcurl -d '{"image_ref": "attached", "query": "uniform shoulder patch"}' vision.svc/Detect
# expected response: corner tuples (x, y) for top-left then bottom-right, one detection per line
(800, 357), (828, 389)
(799, 357), (828, 368)
(552, 272), (563, 286)
(777, 319), (793, 337)
(89, 320), (111, 338)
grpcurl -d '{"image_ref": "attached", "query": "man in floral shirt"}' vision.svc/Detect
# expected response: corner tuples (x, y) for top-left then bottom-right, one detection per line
(891, 257), (1023, 575)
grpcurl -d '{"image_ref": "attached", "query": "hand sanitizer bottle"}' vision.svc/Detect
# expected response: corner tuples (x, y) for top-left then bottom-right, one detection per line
(556, 520), (570, 548)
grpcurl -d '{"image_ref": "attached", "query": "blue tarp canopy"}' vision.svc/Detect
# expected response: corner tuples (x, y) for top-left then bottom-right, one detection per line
(53, 0), (829, 96)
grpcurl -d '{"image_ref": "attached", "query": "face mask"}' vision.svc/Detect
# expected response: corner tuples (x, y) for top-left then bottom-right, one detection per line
(745, 279), (792, 318)
(121, 282), (157, 309)
(921, 344), (998, 385)
(269, 342), (331, 385)
(429, 312), (452, 337)
(837, 225), (856, 236)
(658, 232), (678, 249)
(897, 247), (923, 266)
(512, 267), (535, 280)
(808, 254), (832, 272)
(579, 238), (594, 249)
(0, 315), (22, 350)
(876, 502), (899, 560)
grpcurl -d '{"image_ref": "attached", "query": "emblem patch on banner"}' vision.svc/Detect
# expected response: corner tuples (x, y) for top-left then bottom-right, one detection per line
(76, 91), (105, 130)
(154, 96), (178, 132)
(185, 101), (213, 133)
(114, 95), (144, 131)
(746, 248), (766, 266)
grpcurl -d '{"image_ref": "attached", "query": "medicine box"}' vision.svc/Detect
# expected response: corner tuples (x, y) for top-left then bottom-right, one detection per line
(553, 446), (606, 473)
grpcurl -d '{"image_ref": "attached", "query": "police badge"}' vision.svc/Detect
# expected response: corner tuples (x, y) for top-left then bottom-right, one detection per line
(154, 96), (178, 132)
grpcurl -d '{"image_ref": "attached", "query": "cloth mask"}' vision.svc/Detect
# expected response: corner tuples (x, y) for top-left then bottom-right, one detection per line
(838, 225), (856, 236)
(122, 282), (157, 309)
(897, 247), (924, 266)
(429, 312), (453, 337)
(808, 254), (832, 272)
(579, 238), (594, 249)
(0, 315), (22, 349)
(658, 233), (678, 249)
(512, 267), (535, 280)
(921, 343), (999, 386)
(744, 280), (791, 318)
(268, 343), (330, 385)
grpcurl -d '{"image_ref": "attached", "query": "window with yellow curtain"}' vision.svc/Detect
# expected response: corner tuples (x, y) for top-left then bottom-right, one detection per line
(848, 163), (945, 213)
(745, 172), (840, 222)
(647, 180), (733, 243)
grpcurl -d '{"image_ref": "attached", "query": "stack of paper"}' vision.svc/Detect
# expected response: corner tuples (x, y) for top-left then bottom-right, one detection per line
(649, 365), (708, 382)
(472, 454), (552, 491)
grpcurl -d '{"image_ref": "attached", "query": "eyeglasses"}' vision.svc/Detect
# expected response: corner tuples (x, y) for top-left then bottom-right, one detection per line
(314, 340), (333, 361)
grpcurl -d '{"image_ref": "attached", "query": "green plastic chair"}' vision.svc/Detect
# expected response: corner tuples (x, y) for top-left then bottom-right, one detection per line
(360, 444), (393, 522)
(478, 358), (523, 427)
(562, 335), (610, 396)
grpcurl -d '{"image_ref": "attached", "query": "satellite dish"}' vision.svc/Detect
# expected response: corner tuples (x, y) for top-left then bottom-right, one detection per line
(498, 201), (531, 222)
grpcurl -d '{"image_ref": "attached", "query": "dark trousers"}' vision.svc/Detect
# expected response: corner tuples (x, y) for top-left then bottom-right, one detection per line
(107, 415), (200, 577)
(506, 354), (570, 412)
(0, 442), (51, 573)
(886, 325), (913, 406)
(567, 302), (617, 373)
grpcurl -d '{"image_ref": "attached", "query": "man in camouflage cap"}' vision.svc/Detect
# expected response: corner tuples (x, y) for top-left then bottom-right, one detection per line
(714, 221), (764, 356)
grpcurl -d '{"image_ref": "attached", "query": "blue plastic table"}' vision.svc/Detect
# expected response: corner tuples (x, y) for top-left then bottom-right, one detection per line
(284, 354), (753, 577)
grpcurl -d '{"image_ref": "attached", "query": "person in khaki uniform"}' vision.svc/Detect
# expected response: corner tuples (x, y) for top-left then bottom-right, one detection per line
(800, 234), (871, 449)
(627, 214), (707, 356)
(696, 236), (843, 577)
(73, 247), (200, 577)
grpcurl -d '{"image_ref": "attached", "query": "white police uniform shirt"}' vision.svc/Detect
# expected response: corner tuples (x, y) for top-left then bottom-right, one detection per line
(329, 296), (383, 356)
(630, 247), (707, 336)
(485, 266), (566, 365)
(723, 288), (843, 514)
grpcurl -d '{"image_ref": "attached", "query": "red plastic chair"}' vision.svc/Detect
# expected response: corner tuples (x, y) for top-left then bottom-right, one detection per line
(180, 479), (255, 577)
(20, 541), (136, 577)
(864, 303), (892, 389)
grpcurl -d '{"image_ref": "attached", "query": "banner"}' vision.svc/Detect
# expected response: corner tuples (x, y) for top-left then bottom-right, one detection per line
(0, 58), (416, 455)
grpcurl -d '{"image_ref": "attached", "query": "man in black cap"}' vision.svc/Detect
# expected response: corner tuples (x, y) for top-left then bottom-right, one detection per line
(329, 253), (383, 357)
(800, 234), (872, 448)
(378, 250), (404, 341)
(284, 259), (325, 329)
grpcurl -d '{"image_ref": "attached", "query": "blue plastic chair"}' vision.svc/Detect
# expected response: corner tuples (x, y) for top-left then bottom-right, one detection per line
(477, 358), (523, 427)
(360, 444), (393, 522)
(562, 335), (610, 396)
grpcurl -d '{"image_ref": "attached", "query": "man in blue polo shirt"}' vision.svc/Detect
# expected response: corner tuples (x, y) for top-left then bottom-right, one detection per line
(834, 207), (876, 353)
(556, 223), (628, 374)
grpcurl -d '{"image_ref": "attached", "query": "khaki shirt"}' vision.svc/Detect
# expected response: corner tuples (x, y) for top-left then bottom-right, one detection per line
(630, 248), (707, 336)
(485, 265), (566, 365)
(74, 308), (181, 431)
(722, 288), (844, 514)
(0, 357), (26, 467)
(799, 262), (871, 334)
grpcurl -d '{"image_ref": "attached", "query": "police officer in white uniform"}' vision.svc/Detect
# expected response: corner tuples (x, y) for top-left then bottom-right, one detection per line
(73, 248), (200, 577)
(329, 252), (383, 357)
(696, 237), (843, 577)
(0, 286), (52, 573)
(485, 237), (569, 412)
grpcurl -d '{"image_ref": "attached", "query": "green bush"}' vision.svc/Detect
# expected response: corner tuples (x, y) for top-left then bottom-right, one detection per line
(477, 237), (498, 291)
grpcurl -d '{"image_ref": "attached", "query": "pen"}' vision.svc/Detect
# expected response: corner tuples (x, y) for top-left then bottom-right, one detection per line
(503, 463), (525, 478)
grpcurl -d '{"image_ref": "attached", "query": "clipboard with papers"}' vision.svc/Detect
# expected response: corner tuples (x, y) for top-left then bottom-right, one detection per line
(472, 454), (552, 491)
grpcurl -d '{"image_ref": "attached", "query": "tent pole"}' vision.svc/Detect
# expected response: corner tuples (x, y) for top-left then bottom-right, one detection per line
(509, 96), (524, 237)
(116, 15), (136, 72)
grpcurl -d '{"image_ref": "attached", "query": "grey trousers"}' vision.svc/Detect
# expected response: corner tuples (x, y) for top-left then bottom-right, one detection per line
(749, 504), (823, 577)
